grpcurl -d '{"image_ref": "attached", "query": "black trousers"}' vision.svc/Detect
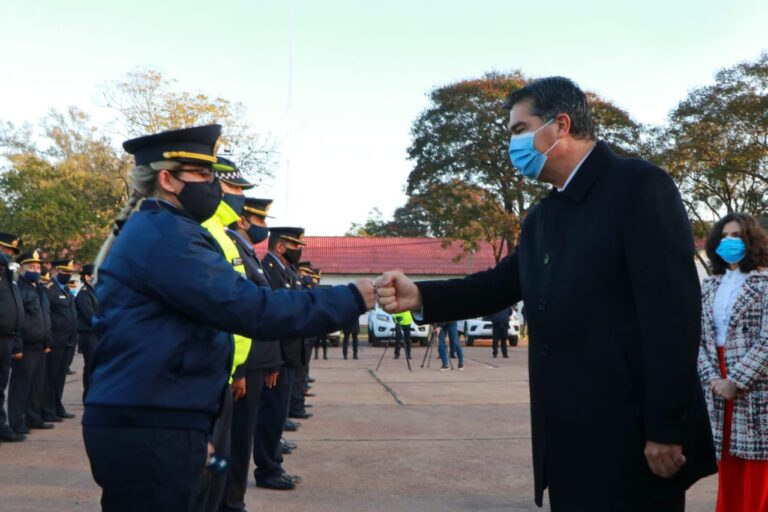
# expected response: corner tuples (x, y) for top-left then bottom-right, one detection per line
(44, 346), (70, 418)
(221, 369), (267, 512)
(342, 331), (358, 358)
(549, 491), (685, 512)
(253, 366), (292, 481)
(313, 337), (328, 359)
(9, 346), (45, 430)
(84, 424), (208, 512)
(194, 387), (233, 512)
(289, 364), (307, 414)
(393, 324), (411, 358)
(0, 339), (12, 431)
(79, 331), (99, 399)
(492, 323), (509, 356)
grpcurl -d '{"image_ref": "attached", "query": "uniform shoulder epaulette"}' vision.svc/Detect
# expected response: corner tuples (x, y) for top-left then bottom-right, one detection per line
(44, 281), (55, 289)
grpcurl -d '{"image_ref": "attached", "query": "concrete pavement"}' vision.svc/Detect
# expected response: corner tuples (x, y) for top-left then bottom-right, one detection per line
(0, 344), (717, 511)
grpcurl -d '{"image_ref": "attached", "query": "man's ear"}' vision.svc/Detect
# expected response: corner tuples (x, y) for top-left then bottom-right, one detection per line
(237, 216), (249, 230)
(555, 113), (572, 138)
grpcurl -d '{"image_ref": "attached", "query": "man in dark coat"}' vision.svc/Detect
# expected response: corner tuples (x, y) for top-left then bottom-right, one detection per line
(76, 264), (99, 398)
(375, 77), (717, 511)
(0, 233), (25, 442)
(9, 250), (53, 434)
(488, 307), (512, 358)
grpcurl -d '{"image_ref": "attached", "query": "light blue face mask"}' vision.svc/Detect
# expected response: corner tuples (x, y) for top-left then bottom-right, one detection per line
(508, 119), (560, 180)
(716, 237), (746, 265)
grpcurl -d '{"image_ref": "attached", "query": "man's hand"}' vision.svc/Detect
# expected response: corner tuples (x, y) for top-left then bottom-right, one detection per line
(374, 271), (421, 314)
(353, 279), (375, 310)
(232, 378), (246, 401)
(265, 371), (279, 389)
(44, 347), (51, 353)
(711, 378), (740, 400)
(644, 441), (686, 478)
(11, 352), (23, 360)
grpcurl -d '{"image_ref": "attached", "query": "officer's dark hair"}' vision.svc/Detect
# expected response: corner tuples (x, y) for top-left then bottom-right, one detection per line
(268, 234), (282, 251)
(705, 212), (768, 275)
(502, 77), (595, 140)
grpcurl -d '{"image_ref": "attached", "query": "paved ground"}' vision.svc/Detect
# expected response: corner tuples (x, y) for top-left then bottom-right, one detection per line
(0, 343), (717, 512)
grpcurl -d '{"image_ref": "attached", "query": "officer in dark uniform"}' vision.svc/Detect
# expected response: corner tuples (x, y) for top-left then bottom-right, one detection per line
(220, 197), (285, 511)
(257, 227), (308, 490)
(9, 250), (53, 434)
(82, 125), (372, 511)
(489, 306), (513, 358)
(0, 233), (25, 442)
(44, 259), (78, 421)
(342, 316), (360, 360)
(291, 261), (315, 418)
(76, 264), (99, 397)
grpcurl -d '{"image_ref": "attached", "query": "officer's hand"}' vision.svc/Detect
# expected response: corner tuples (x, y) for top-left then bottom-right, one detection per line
(12, 352), (23, 360)
(265, 371), (279, 389)
(44, 347), (51, 353)
(232, 378), (246, 401)
(374, 271), (421, 314)
(353, 279), (375, 310)
(644, 441), (686, 478)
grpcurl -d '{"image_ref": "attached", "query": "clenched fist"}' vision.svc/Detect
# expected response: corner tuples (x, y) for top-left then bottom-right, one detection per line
(374, 271), (421, 314)
(353, 279), (375, 310)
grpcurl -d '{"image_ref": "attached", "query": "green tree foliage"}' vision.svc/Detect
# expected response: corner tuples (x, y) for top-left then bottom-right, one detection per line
(651, 52), (768, 226)
(346, 202), (432, 237)
(403, 71), (642, 261)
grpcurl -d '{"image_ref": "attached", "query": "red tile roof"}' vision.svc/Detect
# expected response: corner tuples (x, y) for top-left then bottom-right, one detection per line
(256, 237), (503, 275)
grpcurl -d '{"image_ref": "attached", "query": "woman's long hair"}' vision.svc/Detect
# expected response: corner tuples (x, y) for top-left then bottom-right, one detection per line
(705, 213), (768, 275)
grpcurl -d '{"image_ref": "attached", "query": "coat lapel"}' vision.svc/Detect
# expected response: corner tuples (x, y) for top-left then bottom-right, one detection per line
(727, 275), (762, 334)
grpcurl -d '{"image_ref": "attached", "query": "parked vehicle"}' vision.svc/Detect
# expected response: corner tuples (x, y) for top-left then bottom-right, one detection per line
(367, 306), (430, 346)
(458, 314), (521, 346)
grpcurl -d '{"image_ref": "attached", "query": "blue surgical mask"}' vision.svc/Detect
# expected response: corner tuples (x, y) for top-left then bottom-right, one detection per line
(508, 119), (560, 180)
(716, 237), (746, 265)
(23, 271), (41, 283)
(246, 224), (269, 244)
(222, 194), (246, 215)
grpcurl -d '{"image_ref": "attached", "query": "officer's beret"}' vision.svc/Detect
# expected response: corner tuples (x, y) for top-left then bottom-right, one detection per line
(242, 197), (274, 218)
(122, 124), (224, 167)
(214, 156), (255, 190)
(269, 227), (306, 246)
(296, 261), (313, 273)
(17, 249), (42, 265)
(0, 232), (21, 254)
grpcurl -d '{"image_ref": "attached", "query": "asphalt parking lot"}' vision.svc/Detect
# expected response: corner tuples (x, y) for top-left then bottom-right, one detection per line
(0, 343), (717, 512)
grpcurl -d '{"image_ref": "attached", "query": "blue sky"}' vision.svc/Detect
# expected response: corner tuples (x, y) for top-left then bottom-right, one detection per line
(1, 0), (766, 234)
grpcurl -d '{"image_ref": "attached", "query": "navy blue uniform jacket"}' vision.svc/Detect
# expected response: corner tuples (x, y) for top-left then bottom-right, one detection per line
(416, 142), (717, 509)
(84, 199), (365, 433)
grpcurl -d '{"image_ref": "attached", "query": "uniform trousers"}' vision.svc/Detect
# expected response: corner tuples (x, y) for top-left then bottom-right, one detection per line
(393, 324), (411, 358)
(194, 387), (233, 512)
(9, 346), (45, 430)
(491, 323), (509, 357)
(0, 338), (12, 431)
(289, 364), (307, 414)
(84, 424), (207, 512)
(253, 366), (293, 481)
(79, 331), (99, 399)
(221, 369), (267, 512)
(342, 330), (358, 358)
(44, 345), (70, 418)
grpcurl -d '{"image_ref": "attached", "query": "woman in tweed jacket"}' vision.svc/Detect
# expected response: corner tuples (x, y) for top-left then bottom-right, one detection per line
(698, 213), (768, 512)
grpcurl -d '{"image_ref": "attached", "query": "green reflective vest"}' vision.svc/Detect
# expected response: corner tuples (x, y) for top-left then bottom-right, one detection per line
(392, 310), (413, 326)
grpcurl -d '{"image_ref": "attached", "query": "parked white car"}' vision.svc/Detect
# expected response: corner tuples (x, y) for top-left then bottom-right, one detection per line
(458, 314), (521, 346)
(367, 307), (430, 346)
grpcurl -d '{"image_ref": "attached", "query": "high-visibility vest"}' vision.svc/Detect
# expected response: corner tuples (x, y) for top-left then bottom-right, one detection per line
(202, 201), (250, 380)
(392, 310), (413, 326)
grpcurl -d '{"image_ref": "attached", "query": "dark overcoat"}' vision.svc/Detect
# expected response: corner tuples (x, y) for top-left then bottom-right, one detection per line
(417, 142), (717, 510)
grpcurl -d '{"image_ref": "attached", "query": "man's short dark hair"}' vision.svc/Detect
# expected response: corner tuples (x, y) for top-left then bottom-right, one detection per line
(503, 76), (595, 140)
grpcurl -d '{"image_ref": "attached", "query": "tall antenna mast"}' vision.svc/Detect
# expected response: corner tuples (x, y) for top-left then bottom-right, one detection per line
(284, 0), (295, 220)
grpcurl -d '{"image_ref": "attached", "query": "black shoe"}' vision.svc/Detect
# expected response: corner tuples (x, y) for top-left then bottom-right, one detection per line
(393, 354), (400, 360)
(304, 403), (313, 408)
(42, 416), (63, 423)
(323, 355), (328, 360)
(289, 410), (313, 420)
(28, 422), (54, 430)
(12, 425), (30, 435)
(256, 474), (296, 490)
(57, 412), (75, 419)
(0, 428), (26, 442)
(353, 354), (358, 360)
(502, 354), (509, 358)
(492, 353), (498, 358)
(66, 368), (76, 375)
(343, 355), (347, 360)
(281, 471), (302, 484)
(307, 376), (316, 383)
(282, 439), (297, 450)
(280, 442), (292, 455)
(283, 420), (300, 432)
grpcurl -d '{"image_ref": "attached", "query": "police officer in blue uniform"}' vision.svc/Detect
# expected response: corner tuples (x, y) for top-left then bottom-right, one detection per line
(82, 125), (374, 512)
(76, 264), (99, 397)
(44, 259), (78, 421)
(0, 233), (25, 442)
(220, 197), (283, 511)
